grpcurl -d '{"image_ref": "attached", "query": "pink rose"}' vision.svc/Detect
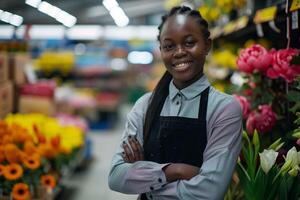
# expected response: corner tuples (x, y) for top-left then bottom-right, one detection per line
(271, 48), (300, 82)
(233, 95), (251, 119)
(246, 105), (277, 134)
(237, 44), (272, 74)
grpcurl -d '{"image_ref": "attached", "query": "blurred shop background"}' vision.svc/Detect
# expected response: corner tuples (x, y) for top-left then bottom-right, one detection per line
(0, 0), (299, 200)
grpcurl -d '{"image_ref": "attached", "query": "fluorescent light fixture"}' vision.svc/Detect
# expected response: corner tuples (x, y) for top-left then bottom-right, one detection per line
(25, 0), (41, 8)
(47, 6), (61, 18)
(66, 25), (103, 40)
(29, 25), (65, 39)
(102, 0), (119, 11)
(128, 51), (153, 65)
(1, 11), (12, 23)
(110, 6), (129, 27)
(0, 25), (14, 39)
(38, 1), (53, 14)
(55, 10), (77, 27)
(10, 15), (23, 26)
(114, 16), (129, 27)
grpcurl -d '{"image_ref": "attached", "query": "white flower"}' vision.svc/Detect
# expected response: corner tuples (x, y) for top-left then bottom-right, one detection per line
(259, 149), (278, 174)
(286, 147), (299, 167)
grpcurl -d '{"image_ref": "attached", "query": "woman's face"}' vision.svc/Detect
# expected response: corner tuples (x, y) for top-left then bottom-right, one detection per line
(159, 14), (211, 89)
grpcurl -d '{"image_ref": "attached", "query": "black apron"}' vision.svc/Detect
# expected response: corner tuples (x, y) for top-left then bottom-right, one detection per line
(140, 87), (209, 200)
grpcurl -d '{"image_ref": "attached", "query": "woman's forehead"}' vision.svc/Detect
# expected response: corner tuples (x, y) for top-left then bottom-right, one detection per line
(160, 15), (202, 38)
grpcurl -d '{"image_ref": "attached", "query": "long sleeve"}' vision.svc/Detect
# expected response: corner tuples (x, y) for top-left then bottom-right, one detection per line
(108, 93), (169, 194)
(151, 99), (242, 200)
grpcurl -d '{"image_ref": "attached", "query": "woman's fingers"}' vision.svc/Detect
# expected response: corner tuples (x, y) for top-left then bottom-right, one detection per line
(128, 136), (142, 160)
(123, 141), (135, 162)
(122, 135), (144, 163)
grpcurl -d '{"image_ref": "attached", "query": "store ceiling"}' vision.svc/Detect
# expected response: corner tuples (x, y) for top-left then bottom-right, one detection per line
(0, 0), (166, 26)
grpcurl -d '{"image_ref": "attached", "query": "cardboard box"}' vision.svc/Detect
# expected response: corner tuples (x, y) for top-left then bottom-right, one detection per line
(19, 95), (55, 115)
(9, 53), (29, 85)
(0, 81), (13, 119)
(0, 53), (8, 83)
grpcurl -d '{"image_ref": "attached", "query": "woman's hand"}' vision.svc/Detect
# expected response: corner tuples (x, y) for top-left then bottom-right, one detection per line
(122, 135), (144, 163)
(163, 163), (199, 182)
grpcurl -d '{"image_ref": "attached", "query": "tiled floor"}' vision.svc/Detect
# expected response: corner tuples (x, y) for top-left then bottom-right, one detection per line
(57, 105), (138, 200)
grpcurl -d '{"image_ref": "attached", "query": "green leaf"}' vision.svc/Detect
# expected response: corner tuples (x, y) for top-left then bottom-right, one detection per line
(290, 55), (300, 65)
(287, 91), (300, 102)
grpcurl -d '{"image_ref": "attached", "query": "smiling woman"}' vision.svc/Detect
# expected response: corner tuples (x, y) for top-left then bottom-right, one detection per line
(108, 6), (243, 200)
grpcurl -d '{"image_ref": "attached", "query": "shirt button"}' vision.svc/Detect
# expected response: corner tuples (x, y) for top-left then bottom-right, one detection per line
(176, 101), (179, 105)
(150, 186), (154, 190)
(158, 178), (162, 183)
(149, 194), (153, 199)
(177, 93), (181, 97)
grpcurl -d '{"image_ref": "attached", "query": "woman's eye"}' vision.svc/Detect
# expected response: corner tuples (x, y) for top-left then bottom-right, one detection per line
(162, 44), (174, 51)
(185, 40), (195, 47)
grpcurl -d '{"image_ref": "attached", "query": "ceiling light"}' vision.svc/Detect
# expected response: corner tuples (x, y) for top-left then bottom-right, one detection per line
(114, 16), (129, 27)
(128, 51), (153, 65)
(10, 15), (23, 26)
(38, 1), (53, 14)
(1, 11), (12, 23)
(56, 10), (77, 27)
(110, 7), (129, 27)
(47, 6), (61, 18)
(102, 0), (119, 11)
(25, 0), (41, 8)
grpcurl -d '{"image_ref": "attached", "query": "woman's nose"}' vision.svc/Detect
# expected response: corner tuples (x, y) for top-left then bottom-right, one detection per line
(173, 46), (186, 57)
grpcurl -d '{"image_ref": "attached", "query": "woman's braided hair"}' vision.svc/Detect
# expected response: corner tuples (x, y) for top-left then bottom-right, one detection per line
(157, 6), (210, 41)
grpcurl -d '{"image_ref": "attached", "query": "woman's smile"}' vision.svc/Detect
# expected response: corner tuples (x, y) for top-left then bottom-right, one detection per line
(173, 61), (193, 72)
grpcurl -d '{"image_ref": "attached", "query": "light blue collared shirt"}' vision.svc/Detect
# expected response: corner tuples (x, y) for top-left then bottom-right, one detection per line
(108, 75), (242, 200)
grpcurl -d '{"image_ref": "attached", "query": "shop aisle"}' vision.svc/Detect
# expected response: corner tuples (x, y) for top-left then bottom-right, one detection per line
(57, 105), (138, 200)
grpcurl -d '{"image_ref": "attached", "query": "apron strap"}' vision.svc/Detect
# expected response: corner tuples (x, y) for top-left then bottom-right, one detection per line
(198, 86), (209, 120)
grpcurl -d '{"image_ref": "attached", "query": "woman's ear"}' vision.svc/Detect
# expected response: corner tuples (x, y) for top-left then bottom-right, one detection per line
(205, 39), (212, 55)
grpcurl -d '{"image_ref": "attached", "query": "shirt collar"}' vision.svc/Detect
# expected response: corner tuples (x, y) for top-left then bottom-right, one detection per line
(169, 75), (210, 100)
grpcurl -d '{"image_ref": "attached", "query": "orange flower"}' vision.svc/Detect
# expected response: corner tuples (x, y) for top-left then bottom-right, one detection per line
(23, 155), (41, 170)
(1, 134), (13, 145)
(3, 163), (23, 180)
(4, 143), (22, 163)
(12, 183), (30, 200)
(0, 164), (5, 176)
(40, 174), (56, 189)
(33, 124), (46, 144)
(0, 121), (9, 137)
(24, 141), (37, 155)
(10, 124), (32, 144)
(51, 135), (60, 149)
(0, 145), (5, 162)
(38, 144), (57, 159)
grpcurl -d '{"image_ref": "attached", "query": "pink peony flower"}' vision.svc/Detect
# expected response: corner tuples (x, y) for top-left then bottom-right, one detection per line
(270, 48), (300, 82)
(237, 44), (272, 74)
(297, 138), (300, 146)
(246, 112), (257, 134)
(246, 105), (277, 134)
(233, 95), (251, 119)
